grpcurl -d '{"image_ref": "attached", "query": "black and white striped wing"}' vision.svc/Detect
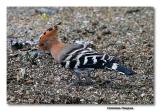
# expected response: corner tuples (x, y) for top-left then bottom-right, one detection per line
(61, 46), (135, 75)
(61, 47), (117, 69)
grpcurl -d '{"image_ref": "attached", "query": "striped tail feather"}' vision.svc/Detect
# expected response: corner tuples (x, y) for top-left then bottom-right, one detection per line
(110, 63), (135, 75)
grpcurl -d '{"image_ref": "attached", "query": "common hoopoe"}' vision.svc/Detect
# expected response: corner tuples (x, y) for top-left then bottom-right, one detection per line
(38, 25), (135, 85)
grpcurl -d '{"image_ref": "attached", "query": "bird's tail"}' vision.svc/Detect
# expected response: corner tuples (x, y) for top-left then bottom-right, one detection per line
(107, 63), (135, 75)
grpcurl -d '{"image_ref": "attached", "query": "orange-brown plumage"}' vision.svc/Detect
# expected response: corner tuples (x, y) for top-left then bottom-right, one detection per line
(38, 25), (65, 62)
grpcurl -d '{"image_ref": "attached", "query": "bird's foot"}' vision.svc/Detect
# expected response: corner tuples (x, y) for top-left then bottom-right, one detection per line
(85, 79), (96, 85)
(68, 80), (83, 87)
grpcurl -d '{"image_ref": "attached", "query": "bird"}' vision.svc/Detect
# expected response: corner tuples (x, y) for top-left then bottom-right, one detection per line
(37, 25), (135, 85)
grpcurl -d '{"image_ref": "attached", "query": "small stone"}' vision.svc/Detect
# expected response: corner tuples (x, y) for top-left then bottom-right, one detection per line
(92, 102), (98, 104)
(101, 30), (111, 35)
(17, 68), (26, 81)
(25, 80), (34, 85)
(10, 96), (15, 102)
(141, 93), (145, 97)
(26, 90), (30, 95)
(86, 86), (93, 91)
(80, 99), (85, 102)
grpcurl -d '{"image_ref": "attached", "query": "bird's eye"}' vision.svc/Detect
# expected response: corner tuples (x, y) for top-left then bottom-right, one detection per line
(39, 43), (44, 46)
(40, 36), (42, 40)
(47, 27), (53, 31)
(54, 25), (58, 30)
(43, 32), (46, 35)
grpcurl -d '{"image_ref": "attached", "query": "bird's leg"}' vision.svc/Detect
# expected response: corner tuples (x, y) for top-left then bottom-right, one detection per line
(69, 69), (82, 86)
(74, 69), (82, 83)
(84, 71), (91, 84)
(84, 68), (95, 85)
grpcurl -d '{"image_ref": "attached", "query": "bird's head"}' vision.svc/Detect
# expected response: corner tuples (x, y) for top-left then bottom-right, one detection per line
(38, 25), (58, 50)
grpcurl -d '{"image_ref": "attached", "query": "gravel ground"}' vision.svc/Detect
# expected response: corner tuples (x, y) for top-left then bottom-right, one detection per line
(7, 7), (154, 104)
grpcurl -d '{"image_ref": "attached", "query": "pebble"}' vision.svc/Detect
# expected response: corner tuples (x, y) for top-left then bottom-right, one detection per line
(17, 68), (26, 81)
(141, 93), (145, 97)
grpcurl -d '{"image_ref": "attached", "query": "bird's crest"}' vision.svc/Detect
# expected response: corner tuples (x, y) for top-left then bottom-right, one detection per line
(38, 25), (58, 50)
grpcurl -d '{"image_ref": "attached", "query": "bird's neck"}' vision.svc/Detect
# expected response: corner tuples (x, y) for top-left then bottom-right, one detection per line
(50, 39), (65, 62)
